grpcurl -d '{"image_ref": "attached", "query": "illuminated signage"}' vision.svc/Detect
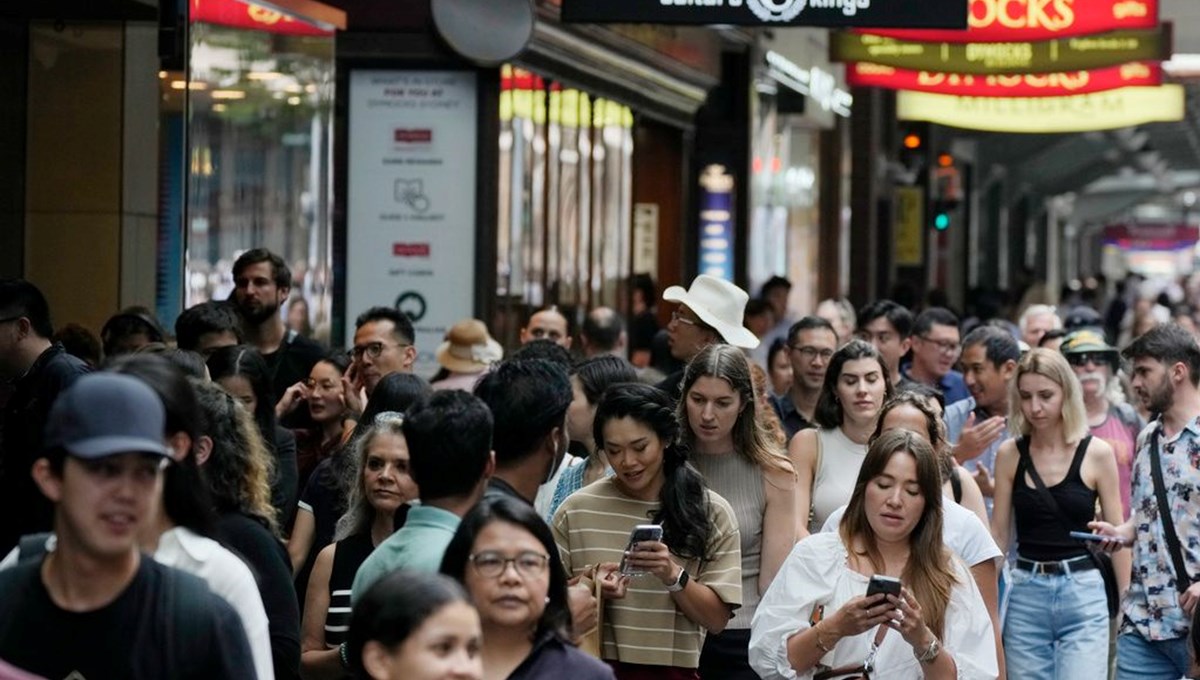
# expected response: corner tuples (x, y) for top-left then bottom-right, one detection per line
(866, 0), (1157, 43)
(698, 165), (735, 281)
(848, 60), (1161, 97)
(896, 84), (1184, 132)
(562, 0), (967, 29)
(1104, 223), (1200, 250)
(765, 51), (853, 116)
(832, 27), (1170, 74)
(190, 0), (336, 35)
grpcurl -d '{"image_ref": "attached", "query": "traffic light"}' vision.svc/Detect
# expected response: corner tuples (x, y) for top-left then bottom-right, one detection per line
(933, 206), (951, 231)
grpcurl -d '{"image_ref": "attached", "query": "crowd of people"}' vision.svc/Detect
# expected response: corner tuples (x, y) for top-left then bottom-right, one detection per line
(1, 249), (1199, 680)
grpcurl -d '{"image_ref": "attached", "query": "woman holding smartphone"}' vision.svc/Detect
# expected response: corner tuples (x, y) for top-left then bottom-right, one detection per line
(990, 349), (1124, 679)
(679, 345), (796, 679)
(552, 383), (742, 680)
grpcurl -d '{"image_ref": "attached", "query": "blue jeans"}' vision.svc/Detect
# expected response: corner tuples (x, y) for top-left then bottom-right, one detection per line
(1115, 629), (1190, 680)
(1003, 563), (1109, 679)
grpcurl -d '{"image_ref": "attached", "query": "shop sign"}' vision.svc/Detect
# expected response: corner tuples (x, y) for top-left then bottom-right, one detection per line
(346, 70), (478, 378)
(1104, 223), (1199, 250)
(765, 51), (853, 116)
(633, 204), (660, 278)
(698, 165), (735, 282)
(190, 0), (336, 35)
(848, 60), (1161, 97)
(896, 84), (1184, 132)
(562, 0), (968, 30)
(832, 27), (1170, 74)
(894, 187), (925, 266)
(865, 0), (1158, 43)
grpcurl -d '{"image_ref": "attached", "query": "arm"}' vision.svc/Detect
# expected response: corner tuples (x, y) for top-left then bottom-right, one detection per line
(954, 466), (990, 526)
(988, 440), (1019, 554)
(760, 468), (798, 594)
(624, 541), (735, 633)
(289, 508), (315, 574)
(299, 545), (343, 680)
(788, 429), (819, 539)
(969, 559), (1005, 680)
(1086, 438), (1133, 595)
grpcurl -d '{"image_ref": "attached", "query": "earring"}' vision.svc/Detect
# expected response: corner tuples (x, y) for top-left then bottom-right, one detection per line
(545, 596), (551, 604)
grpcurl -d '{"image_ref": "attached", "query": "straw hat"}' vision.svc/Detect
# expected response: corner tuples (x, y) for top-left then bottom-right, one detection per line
(436, 319), (503, 374)
(662, 275), (759, 349)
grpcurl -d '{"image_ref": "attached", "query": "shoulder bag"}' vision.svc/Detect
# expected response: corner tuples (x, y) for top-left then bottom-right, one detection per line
(812, 624), (890, 680)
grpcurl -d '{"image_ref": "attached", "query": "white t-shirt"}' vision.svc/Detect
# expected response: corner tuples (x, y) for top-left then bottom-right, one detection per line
(749, 531), (998, 680)
(0, 528), (275, 680)
(820, 496), (1002, 567)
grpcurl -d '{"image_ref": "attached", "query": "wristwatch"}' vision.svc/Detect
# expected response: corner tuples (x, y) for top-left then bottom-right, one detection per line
(666, 567), (690, 592)
(915, 637), (941, 664)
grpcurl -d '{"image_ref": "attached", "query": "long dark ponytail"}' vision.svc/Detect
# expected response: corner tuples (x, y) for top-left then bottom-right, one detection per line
(593, 383), (713, 562)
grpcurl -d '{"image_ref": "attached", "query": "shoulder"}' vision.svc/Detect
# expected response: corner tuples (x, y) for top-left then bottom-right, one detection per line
(542, 636), (615, 678)
(788, 428), (819, 456)
(1085, 435), (1115, 457)
(942, 502), (1002, 565)
(787, 532), (847, 576)
(290, 334), (327, 359)
(704, 488), (738, 521)
(43, 350), (90, 381)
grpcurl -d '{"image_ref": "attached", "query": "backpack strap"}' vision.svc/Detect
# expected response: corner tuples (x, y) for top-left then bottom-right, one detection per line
(17, 532), (52, 564)
(1148, 424), (1194, 593)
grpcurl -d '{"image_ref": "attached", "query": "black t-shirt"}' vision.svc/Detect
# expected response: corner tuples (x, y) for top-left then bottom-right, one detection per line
(294, 457), (345, 608)
(0, 555), (253, 679)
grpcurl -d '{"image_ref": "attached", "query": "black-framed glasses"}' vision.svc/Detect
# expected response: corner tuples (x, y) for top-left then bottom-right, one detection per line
(351, 341), (410, 360)
(790, 344), (835, 361)
(918, 335), (960, 355)
(1066, 352), (1113, 368)
(0, 315), (24, 325)
(468, 550), (550, 578)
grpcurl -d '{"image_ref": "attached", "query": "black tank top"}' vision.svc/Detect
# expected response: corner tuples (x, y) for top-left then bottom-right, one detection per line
(1013, 436), (1096, 561)
(324, 532), (375, 647)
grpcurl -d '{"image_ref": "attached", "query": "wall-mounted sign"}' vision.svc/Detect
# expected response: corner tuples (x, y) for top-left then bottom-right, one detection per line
(347, 70), (479, 378)
(897, 84), (1184, 132)
(1104, 223), (1199, 250)
(191, 0), (340, 35)
(849, 60), (1161, 97)
(894, 187), (925, 266)
(832, 27), (1170, 74)
(765, 51), (853, 117)
(698, 165), (735, 282)
(865, 0), (1158, 43)
(562, 0), (967, 29)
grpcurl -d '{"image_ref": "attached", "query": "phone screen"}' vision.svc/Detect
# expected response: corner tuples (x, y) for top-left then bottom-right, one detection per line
(619, 525), (663, 576)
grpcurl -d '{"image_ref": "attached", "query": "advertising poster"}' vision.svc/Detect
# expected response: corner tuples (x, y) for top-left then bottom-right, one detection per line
(562, 0), (967, 29)
(346, 70), (478, 378)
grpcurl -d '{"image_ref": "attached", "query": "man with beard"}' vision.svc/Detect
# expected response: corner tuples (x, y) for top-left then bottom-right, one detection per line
(1092, 324), (1200, 680)
(1060, 329), (1142, 520)
(231, 249), (325, 420)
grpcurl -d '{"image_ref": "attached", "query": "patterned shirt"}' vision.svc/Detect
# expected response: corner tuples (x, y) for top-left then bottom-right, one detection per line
(1123, 416), (1200, 641)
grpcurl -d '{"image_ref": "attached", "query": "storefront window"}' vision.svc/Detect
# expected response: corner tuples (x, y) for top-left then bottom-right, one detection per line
(176, 2), (336, 341)
(496, 65), (634, 345)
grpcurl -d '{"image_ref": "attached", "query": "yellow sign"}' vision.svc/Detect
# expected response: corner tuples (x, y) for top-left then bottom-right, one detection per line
(897, 84), (1184, 133)
(894, 187), (924, 266)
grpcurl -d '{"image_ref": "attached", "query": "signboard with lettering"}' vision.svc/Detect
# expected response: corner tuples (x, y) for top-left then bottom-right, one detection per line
(562, 0), (968, 29)
(896, 84), (1184, 132)
(848, 60), (1161, 97)
(865, 0), (1158, 43)
(832, 27), (1170, 74)
(698, 165), (735, 281)
(191, 0), (337, 35)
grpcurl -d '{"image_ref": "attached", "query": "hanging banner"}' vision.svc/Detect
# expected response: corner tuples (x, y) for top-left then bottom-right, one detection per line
(562, 0), (968, 30)
(896, 84), (1184, 133)
(864, 0), (1158, 43)
(832, 27), (1170, 74)
(848, 61), (1161, 97)
(1104, 223), (1200, 250)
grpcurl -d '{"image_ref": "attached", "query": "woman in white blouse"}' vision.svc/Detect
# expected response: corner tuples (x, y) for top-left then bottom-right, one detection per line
(750, 430), (997, 680)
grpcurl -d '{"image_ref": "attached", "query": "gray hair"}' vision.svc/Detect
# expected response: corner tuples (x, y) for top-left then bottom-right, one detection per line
(334, 413), (407, 541)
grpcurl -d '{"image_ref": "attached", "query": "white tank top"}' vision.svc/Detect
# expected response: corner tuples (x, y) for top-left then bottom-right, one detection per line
(809, 427), (868, 534)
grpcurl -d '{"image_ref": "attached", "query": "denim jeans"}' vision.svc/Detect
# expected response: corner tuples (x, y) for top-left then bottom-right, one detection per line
(1115, 629), (1190, 680)
(1003, 563), (1109, 679)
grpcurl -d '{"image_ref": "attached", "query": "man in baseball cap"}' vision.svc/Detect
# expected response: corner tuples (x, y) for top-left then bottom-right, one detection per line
(656, 274), (759, 398)
(0, 373), (253, 679)
(1061, 329), (1142, 519)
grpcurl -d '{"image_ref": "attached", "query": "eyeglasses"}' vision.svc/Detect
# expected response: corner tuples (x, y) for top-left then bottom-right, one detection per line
(790, 344), (835, 361)
(670, 309), (702, 328)
(0, 315), (23, 325)
(351, 341), (410, 360)
(468, 550), (550, 578)
(918, 336), (960, 356)
(1066, 352), (1113, 368)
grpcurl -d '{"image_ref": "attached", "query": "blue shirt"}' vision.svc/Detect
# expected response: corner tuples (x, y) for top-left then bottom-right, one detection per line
(350, 504), (460, 603)
(771, 393), (816, 441)
(901, 364), (971, 407)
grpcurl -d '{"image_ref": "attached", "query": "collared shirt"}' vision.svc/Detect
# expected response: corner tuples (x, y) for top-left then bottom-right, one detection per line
(510, 631), (615, 680)
(944, 396), (1010, 478)
(350, 504), (460, 603)
(771, 393), (815, 441)
(1123, 416), (1200, 641)
(483, 476), (531, 506)
(900, 363), (971, 406)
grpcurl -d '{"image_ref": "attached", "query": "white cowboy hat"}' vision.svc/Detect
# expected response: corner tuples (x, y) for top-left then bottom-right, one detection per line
(436, 319), (504, 374)
(662, 275), (760, 349)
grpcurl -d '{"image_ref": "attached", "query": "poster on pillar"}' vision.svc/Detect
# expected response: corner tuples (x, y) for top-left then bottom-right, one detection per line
(561, 0), (968, 29)
(346, 70), (478, 379)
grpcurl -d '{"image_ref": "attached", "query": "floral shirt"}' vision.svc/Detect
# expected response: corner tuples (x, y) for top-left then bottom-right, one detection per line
(1123, 416), (1200, 641)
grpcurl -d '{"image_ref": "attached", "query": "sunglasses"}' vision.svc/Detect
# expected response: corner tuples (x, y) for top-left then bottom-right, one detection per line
(1066, 352), (1114, 368)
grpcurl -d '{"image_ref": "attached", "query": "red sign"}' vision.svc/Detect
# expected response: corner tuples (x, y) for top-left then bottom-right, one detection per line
(848, 60), (1161, 97)
(191, 0), (333, 36)
(393, 243), (431, 258)
(1103, 223), (1199, 250)
(863, 0), (1157, 43)
(394, 129), (433, 144)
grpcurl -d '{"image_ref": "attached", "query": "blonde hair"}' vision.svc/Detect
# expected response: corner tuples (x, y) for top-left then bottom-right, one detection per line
(1008, 348), (1089, 443)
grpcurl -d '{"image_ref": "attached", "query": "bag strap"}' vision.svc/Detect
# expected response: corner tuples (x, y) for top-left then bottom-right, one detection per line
(1016, 436), (1091, 544)
(17, 532), (52, 564)
(1148, 425), (1194, 593)
(812, 623), (889, 679)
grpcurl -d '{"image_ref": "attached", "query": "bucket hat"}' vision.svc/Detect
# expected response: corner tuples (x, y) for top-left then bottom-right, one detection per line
(436, 319), (503, 374)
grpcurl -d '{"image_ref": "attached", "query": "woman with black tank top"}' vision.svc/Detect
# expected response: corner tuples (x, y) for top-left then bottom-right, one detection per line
(990, 349), (1126, 680)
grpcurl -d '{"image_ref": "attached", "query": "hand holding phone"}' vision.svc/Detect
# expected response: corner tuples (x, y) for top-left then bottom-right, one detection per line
(866, 575), (902, 600)
(1070, 530), (1130, 546)
(619, 525), (663, 576)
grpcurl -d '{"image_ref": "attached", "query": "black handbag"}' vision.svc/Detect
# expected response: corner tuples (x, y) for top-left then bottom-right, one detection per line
(1016, 436), (1120, 618)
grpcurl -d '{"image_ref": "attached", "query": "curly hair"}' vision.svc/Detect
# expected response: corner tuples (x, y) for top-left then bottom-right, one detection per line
(871, 391), (954, 486)
(192, 378), (280, 535)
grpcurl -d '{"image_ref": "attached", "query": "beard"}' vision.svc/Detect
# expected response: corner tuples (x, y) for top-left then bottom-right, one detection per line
(1145, 376), (1174, 414)
(238, 297), (280, 325)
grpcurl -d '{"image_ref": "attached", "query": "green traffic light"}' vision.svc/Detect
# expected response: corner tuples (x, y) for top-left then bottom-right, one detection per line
(934, 213), (950, 230)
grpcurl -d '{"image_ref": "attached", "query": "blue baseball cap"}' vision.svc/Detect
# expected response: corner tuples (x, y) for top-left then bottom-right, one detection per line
(44, 373), (173, 459)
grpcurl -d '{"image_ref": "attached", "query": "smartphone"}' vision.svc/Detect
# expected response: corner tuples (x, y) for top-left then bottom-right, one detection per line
(619, 524), (663, 576)
(1069, 531), (1130, 545)
(866, 575), (901, 600)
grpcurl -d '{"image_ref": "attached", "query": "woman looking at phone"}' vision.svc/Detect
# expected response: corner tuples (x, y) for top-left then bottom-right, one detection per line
(990, 349), (1125, 679)
(552, 383), (742, 680)
(679, 345), (796, 679)
(750, 430), (997, 679)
